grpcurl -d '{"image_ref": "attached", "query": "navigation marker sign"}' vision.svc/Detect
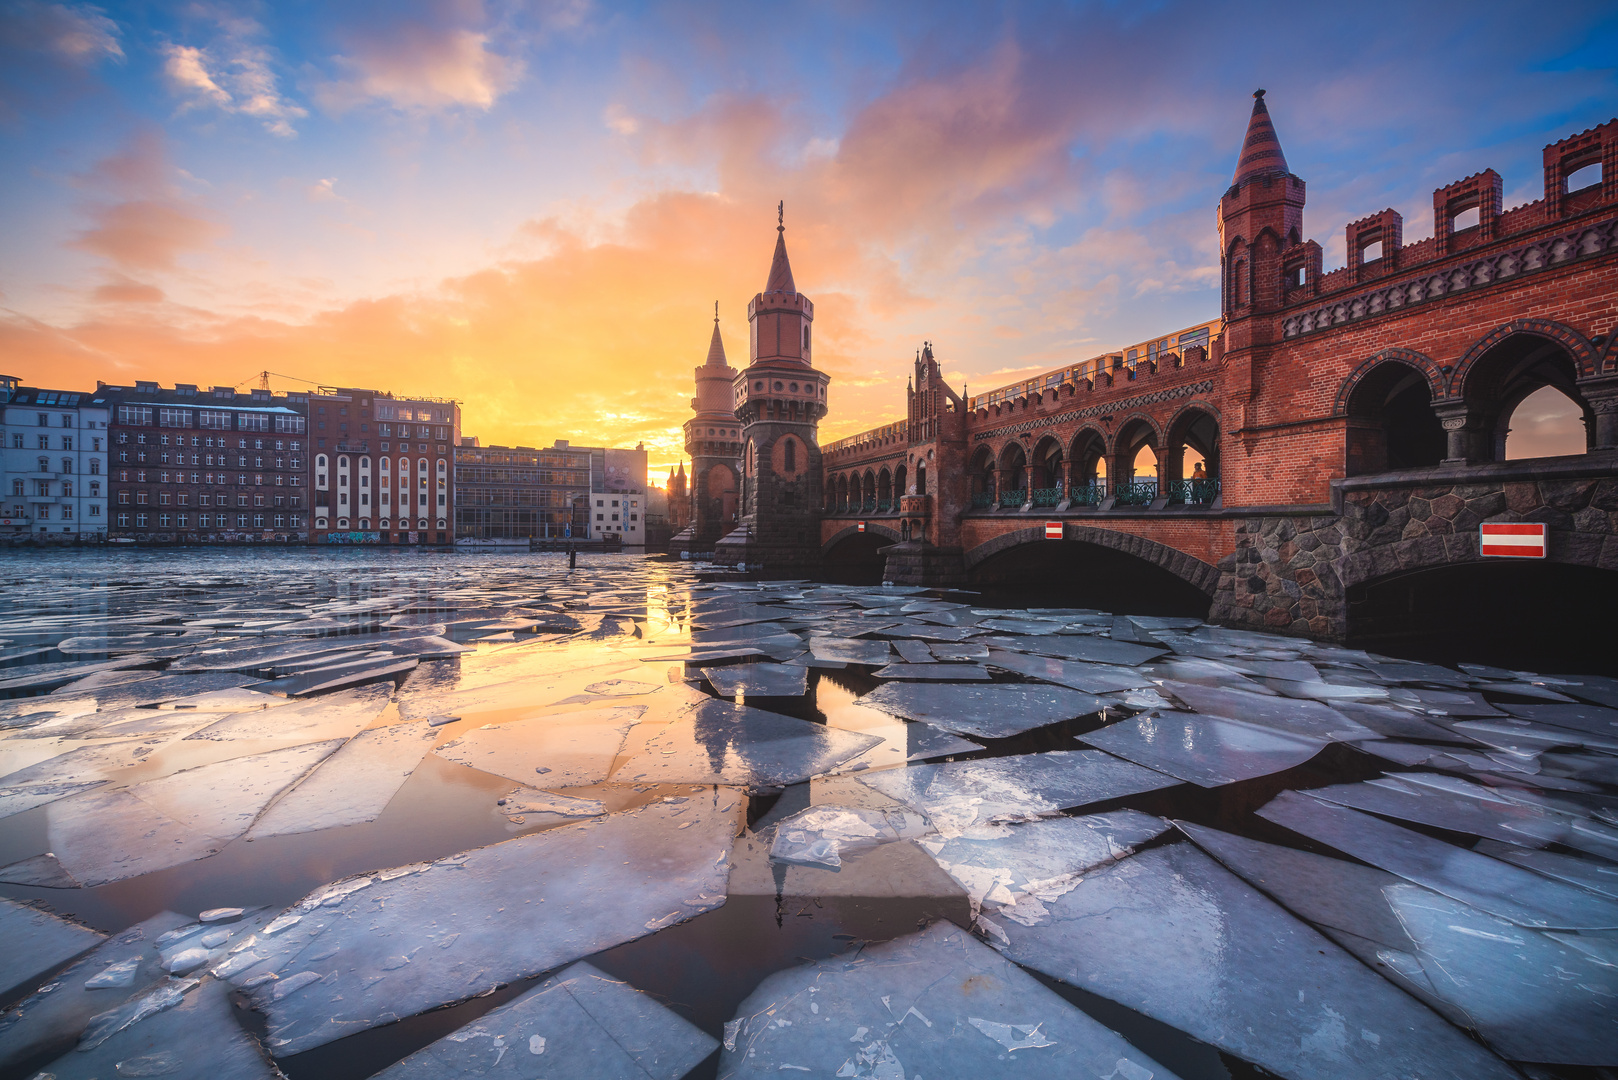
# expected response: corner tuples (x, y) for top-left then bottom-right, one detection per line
(1480, 522), (1546, 558)
(1045, 521), (1064, 540)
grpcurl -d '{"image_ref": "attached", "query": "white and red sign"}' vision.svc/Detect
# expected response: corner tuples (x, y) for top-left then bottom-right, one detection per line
(1044, 520), (1064, 540)
(857, 521), (866, 532)
(1480, 522), (1547, 558)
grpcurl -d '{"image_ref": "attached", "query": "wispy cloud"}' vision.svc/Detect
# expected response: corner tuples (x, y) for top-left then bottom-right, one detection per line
(318, 25), (522, 113)
(71, 131), (223, 273)
(160, 13), (305, 136)
(0, 1), (122, 64)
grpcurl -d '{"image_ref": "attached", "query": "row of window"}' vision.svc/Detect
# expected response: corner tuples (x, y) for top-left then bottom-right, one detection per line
(118, 406), (306, 433)
(22, 503), (98, 519)
(117, 433), (299, 450)
(317, 517), (444, 529)
(25, 457), (99, 474)
(10, 434), (99, 451)
(13, 480), (98, 497)
(117, 492), (299, 507)
(118, 452), (299, 468)
(114, 471), (301, 486)
(116, 512), (303, 529)
(326, 493), (444, 507)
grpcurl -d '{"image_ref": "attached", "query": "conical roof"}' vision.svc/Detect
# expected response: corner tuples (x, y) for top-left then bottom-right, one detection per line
(765, 225), (796, 294)
(705, 318), (728, 367)
(1232, 89), (1290, 185)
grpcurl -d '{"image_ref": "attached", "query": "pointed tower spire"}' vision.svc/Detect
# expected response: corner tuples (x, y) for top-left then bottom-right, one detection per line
(705, 303), (727, 366)
(1232, 89), (1290, 186)
(765, 200), (796, 294)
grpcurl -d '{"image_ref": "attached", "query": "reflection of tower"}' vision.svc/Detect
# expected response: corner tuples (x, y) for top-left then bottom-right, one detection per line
(713, 206), (830, 572)
(677, 306), (742, 553)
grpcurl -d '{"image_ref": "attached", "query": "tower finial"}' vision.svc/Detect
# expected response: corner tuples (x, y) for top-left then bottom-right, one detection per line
(714, 300), (719, 325)
(1254, 88), (1265, 99)
(778, 200), (784, 230)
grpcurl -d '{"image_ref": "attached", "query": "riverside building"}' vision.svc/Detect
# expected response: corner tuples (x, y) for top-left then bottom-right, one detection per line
(310, 388), (460, 545)
(0, 376), (110, 541)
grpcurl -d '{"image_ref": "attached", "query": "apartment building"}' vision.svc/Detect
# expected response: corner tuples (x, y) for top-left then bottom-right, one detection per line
(0, 376), (109, 540)
(310, 388), (460, 545)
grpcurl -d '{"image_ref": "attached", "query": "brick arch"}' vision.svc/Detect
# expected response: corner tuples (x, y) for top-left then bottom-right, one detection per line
(1334, 349), (1446, 414)
(1338, 527), (1617, 591)
(1068, 425), (1108, 458)
(1600, 332), (1618, 375)
(1165, 400), (1222, 440)
(1111, 413), (1162, 455)
(962, 524), (1220, 596)
(822, 522), (901, 552)
(1452, 319), (1600, 390)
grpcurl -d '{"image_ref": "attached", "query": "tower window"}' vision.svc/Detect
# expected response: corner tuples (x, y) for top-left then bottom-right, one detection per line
(784, 437), (796, 472)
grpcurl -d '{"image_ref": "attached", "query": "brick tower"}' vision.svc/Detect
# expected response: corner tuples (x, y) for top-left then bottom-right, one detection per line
(674, 308), (742, 555)
(713, 206), (830, 571)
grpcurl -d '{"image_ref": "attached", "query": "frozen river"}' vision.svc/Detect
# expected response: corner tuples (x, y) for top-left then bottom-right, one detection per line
(0, 548), (1614, 1080)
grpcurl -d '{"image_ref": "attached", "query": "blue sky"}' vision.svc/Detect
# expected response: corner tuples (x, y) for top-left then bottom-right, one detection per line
(1, 0), (1613, 465)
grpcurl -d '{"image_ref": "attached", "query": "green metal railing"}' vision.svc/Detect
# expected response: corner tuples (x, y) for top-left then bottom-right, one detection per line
(1069, 481), (1105, 506)
(1030, 486), (1063, 508)
(970, 492), (995, 509)
(999, 488), (1028, 508)
(876, 498), (893, 512)
(861, 498), (876, 513)
(1115, 480), (1158, 506)
(1169, 479), (1220, 505)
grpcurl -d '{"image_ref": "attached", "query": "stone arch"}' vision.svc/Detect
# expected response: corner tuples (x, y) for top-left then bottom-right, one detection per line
(822, 522), (902, 551)
(963, 524), (1219, 596)
(1341, 355), (1446, 475)
(1452, 319), (1599, 388)
(1454, 323), (1601, 462)
(1334, 349), (1446, 415)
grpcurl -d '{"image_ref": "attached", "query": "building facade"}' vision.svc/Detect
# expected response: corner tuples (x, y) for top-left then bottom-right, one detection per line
(0, 377), (109, 541)
(591, 445), (650, 547)
(309, 388), (460, 545)
(99, 382), (309, 544)
(454, 439), (591, 539)
(679, 312), (743, 553)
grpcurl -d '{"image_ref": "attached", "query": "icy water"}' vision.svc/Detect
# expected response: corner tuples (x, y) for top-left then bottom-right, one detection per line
(0, 549), (1615, 1080)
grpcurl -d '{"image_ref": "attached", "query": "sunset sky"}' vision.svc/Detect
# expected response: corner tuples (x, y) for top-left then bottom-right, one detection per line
(2, 1), (1614, 477)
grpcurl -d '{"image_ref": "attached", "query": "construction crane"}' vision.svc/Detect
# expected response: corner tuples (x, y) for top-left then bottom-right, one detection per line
(237, 370), (322, 391)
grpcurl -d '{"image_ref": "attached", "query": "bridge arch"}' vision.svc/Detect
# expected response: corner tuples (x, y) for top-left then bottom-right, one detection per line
(822, 521), (901, 585)
(1334, 349), (1446, 415)
(1453, 319), (1599, 388)
(1068, 427), (1108, 493)
(1030, 434), (1064, 494)
(1112, 414), (1161, 499)
(1454, 321), (1597, 460)
(997, 441), (1029, 498)
(1340, 352), (1446, 475)
(964, 524), (1219, 614)
(1164, 401), (1221, 499)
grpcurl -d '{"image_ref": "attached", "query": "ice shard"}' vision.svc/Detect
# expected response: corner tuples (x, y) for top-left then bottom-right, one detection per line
(248, 723), (438, 838)
(1157, 681), (1374, 740)
(181, 684), (391, 742)
(232, 797), (738, 1056)
(1081, 712), (1326, 787)
(720, 921), (1180, 1079)
(856, 682), (1105, 739)
(617, 699), (880, 789)
(995, 842), (1521, 1080)
(435, 706), (645, 789)
(984, 634), (1168, 666)
(703, 662), (810, 698)
(0, 897), (103, 997)
(984, 649), (1157, 693)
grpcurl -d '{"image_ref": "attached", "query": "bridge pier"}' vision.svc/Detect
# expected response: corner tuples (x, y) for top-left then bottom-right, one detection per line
(880, 541), (968, 586)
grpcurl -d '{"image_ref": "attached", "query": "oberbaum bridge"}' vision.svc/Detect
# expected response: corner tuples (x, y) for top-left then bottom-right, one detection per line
(672, 92), (1618, 646)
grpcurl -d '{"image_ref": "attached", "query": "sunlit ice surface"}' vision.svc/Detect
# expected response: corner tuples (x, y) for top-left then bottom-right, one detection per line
(0, 548), (1614, 1080)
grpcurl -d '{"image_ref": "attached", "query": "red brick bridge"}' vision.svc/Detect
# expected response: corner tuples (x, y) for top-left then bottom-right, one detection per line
(816, 96), (1618, 646)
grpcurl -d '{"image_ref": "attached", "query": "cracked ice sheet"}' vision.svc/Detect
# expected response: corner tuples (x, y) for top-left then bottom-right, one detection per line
(996, 842), (1521, 1080)
(36, 976), (281, 1080)
(1157, 681), (1376, 741)
(721, 920), (1179, 1079)
(0, 740), (149, 820)
(0, 897), (103, 997)
(855, 682), (1106, 739)
(807, 636), (893, 665)
(616, 699), (881, 790)
(248, 724), (439, 838)
(983, 649), (1156, 693)
(1257, 790), (1618, 929)
(182, 684), (392, 743)
(1081, 712), (1326, 788)
(983, 633), (1168, 666)
(46, 741), (344, 887)
(856, 752), (1178, 837)
(1473, 839), (1618, 900)
(0, 910), (194, 1070)
(922, 811), (1169, 928)
(434, 706), (647, 789)
(1387, 884), (1618, 1065)
(374, 961), (715, 1080)
(704, 662), (809, 698)
(232, 797), (739, 1056)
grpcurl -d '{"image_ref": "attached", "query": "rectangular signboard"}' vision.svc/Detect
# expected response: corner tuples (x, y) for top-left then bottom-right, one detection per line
(1480, 522), (1546, 558)
(1045, 521), (1064, 540)
(857, 521), (866, 532)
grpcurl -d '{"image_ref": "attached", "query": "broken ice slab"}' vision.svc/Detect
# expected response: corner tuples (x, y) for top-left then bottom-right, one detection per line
(0, 740), (151, 820)
(639, 645), (769, 665)
(1474, 839), (1618, 900)
(857, 751), (1178, 837)
(925, 641), (989, 662)
(248, 724), (438, 838)
(0, 657), (155, 693)
(232, 798), (738, 1056)
(891, 639), (936, 664)
(0, 897), (103, 997)
(870, 662), (993, 681)
(1557, 673), (1618, 709)
(1147, 656), (1273, 693)
(37, 976), (281, 1080)
(182, 684), (391, 742)
(50, 672), (263, 709)
(1265, 679), (1392, 704)
(1366, 660), (1474, 687)
(1498, 701), (1618, 740)
(882, 623), (987, 642)
(498, 791), (605, 821)
(807, 636), (893, 665)
(0, 910), (194, 1071)
(255, 657), (418, 698)
(1256, 790), (1618, 929)
(435, 706), (645, 789)
(720, 920), (1179, 1079)
(767, 804), (929, 869)
(1454, 717), (1618, 754)
(617, 699), (880, 789)
(1157, 680), (1376, 741)
(1304, 774), (1617, 858)
(0, 852), (81, 888)
(856, 682), (1105, 739)
(373, 960), (716, 1080)
(703, 662), (809, 698)
(984, 649), (1156, 693)
(984, 634), (1168, 666)
(46, 741), (344, 887)
(1331, 701), (1472, 742)
(905, 724), (983, 761)
(923, 811), (1169, 925)
(1386, 884), (1618, 1065)
(995, 842), (1521, 1080)
(1081, 712), (1326, 788)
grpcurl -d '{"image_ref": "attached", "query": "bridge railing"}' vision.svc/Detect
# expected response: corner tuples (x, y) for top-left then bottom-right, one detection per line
(1114, 480), (1158, 506)
(999, 488), (1028, 508)
(1069, 481), (1106, 506)
(1168, 479), (1220, 505)
(970, 491), (995, 509)
(1030, 486), (1063, 508)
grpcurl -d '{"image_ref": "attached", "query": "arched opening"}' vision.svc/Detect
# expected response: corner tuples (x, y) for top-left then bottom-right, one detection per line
(860, 471), (876, 513)
(1505, 385), (1587, 459)
(705, 463), (738, 531)
(1343, 361), (1445, 475)
(1165, 409), (1220, 504)
(968, 447), (996, 509)
(916, 463), (927, 497)
(1113, 420), (1159, 505)
(894, 464), (907, 502)
(823, 531), (896, 585)
(970, 539), (1210, 617)
(876, 468), (893, 511)
(1030, 436), (1064, 507)
(997, 443), (1028, 507)
(1068, 429), (1107, 506)
(1462, 332), (1591, 462)
(1348, 562), (1618, 673)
